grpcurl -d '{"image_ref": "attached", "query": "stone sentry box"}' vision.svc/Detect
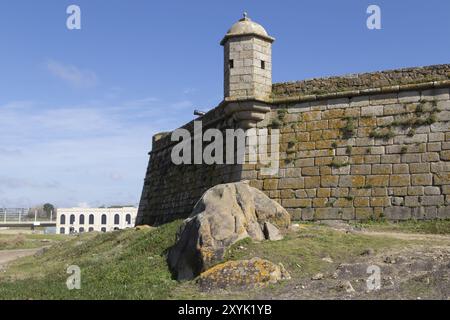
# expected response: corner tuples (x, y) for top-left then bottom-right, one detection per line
(136, 14), (450, 226)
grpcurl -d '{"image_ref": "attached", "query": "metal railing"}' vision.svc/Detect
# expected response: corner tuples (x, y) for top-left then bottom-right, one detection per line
(0, 208), (55, 223)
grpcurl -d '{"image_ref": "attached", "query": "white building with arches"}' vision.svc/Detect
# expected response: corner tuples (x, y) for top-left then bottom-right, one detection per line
(56, 207), (137, 234)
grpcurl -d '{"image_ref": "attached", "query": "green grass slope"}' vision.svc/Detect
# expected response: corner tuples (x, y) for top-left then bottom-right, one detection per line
(0, 220), (449, 300)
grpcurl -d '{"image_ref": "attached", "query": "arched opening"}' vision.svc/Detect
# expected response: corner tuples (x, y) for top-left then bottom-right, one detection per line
(114, 214), (120, 225)
(79, 227), (85, 233)
(59, 227), (65, 234)
(60, 214), (66, 224)
(79, 215), (85, 225)
(101, 227), (106, 232)
(89, 214), (94, 224)
(69, 226), (75, 234)
(101, 214), (107, 225)
(126, 214), (131, 225)
(70, 215), (75, 224)
(88, 227), (94, 232)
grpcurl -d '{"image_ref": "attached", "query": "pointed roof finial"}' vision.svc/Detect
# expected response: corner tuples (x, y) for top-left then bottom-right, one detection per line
(242, 12), (249, 20)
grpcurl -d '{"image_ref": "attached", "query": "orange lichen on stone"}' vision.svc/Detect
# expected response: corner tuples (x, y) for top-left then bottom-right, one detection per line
(197, 257), (290, 291)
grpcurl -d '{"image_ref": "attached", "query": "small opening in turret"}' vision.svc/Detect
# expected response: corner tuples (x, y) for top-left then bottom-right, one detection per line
(229, 59), (234, 69)
(261, 60), (265, 69)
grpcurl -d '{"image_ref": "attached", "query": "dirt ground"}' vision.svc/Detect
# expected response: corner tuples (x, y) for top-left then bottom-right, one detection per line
(256, 224), (450, 300)
(0, 248), (42, 271)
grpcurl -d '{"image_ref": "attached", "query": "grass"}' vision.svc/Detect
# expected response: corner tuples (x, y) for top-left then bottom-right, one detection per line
(340, 117), (356, 139)
(369, 128), (395, 140)
(0, 233), (67, 250)
(329, 158), (349, 169)
(352, 219), (450, 235)
(1, 220), (449, 299)
(0, 221), (194, 300)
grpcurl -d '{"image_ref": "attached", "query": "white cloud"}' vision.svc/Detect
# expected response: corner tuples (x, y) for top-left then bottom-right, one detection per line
(46, 60), (98, 88)
(77, 202), (90, 208)
(0, 94), (195, 208)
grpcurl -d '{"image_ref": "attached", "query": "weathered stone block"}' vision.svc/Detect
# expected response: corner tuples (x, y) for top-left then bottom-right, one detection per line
(429, 132), (445, 142)
(278, 178), (304, 189)
(300, 208), (314, 220)
(287, 208), (302, 220)
(314, 208), (342, 220)
(408, 186), (424, 196)
(282, 198), (311, 208)
(421, 195), (444, 206)
(401, 154), (422, 163)
(411, 207), (437, 220)
(355, 207), (373, 220)
(295, 158), (314, 167)
(361, 105), (383, 117)
(339, 175), (366, 188)
(280, 189), (295, 199)
(390, 187), (408, 196)
(409, 163), (430, 174)
(398, 91), (420, 103)
(364, 155), (381, 164)
(372, 164), (392, 175)
(312, 198), (328, 207)
(437, 207), (450, 219)
(288, 102), (310, 113)
(354, 197), (369, 207)
(321, 175), (339, 187)
(349, 188), (371, 197)
(411, 174), (432, 186)
(371, 197), (390, 207)
(302, 111), (321, 121)
(405, 196), (420, 206)
(383, 104), (406, 115)
(434, 172), (450, 185)
(350, 96), (369, 107)
(331, 187), (349, 197)
(370, 93), (398, 105)
(373, 187), (388, 196)
(381, 154), (401, 164)
(366, 175), (389, 187)
(317, 188), (331, 197)
(390, 174), (411, 187)
(315, 157), (333, 166)
(422, 152), (440, 162)
(304, 176), (320, 188)
(331, 166), (350, 175)
(263, 179), (278, 190)
(440, 150), (450, 161)
(351, 165), (371, 175)
(383, 207), (411, 220)
(392, 164), (409, 174)
(302, 167), (320, 176)
(424, 186), (440, 195)
(284, 168), (302, 178)
(421, 88), (450, 101)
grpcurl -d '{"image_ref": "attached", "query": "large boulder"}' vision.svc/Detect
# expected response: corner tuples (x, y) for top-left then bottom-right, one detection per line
(197, 257), (291, 291)
(167, 181), (291, 280)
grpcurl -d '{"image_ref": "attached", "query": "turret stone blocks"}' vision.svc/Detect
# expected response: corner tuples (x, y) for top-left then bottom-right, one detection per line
(224, 36), (272, 99)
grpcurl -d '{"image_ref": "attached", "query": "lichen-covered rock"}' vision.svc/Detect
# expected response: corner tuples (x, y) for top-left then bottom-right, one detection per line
(263, 221), (283, 241)
(197, 257), (291, 291)
(167, 181), (291, 280)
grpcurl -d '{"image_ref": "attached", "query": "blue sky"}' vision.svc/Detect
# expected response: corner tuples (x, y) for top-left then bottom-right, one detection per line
(1, 0), (450, 208)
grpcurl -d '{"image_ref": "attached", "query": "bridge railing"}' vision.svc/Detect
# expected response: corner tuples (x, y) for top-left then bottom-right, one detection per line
(0, 208), (56, 223)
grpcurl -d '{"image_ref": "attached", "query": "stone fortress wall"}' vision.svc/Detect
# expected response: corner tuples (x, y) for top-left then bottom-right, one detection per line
(136, 15), (450, 226)
(250, 72), (450, 221)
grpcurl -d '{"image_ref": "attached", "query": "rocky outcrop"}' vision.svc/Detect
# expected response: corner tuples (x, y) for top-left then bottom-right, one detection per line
(167, 181), (291, 280)
(197, 257), (291, 291)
